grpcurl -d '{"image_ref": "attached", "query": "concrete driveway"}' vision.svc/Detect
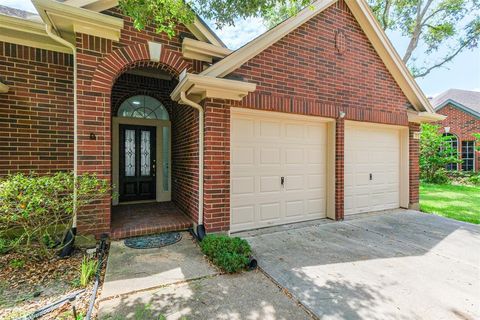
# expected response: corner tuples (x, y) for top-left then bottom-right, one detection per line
(241, 210), (480, 320)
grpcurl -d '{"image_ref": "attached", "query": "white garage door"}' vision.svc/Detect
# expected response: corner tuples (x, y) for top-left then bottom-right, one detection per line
(230, 109), (327, 232)
(345, 122), (400, 215)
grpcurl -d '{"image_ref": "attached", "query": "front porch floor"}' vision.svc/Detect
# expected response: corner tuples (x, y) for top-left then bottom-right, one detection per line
(110, 202), (193, 240)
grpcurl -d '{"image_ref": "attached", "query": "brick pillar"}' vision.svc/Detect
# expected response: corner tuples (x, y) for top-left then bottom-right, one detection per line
(409, 123), (420, 209)
(335, 118), (345, 220)
(203, 99), (231, 232)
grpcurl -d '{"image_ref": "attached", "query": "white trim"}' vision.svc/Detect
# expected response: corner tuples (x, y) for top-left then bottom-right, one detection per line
(33, 0), (124, 42)
(171, 73), (256, 103)
(182, 37), (232, 63)
(112, 117), (172, 206)
(407, 110), (446, 123)
(0, 15), (72, 53)
(148, 41), (162, 62)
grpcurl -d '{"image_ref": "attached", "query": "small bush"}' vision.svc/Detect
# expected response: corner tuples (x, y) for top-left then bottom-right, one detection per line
(468, 174), (480, 186)
(200, 235), (251, 273)
(80, 256), (97, 287)
(430, 168), (450, 184)
(0, 172), (110, 259)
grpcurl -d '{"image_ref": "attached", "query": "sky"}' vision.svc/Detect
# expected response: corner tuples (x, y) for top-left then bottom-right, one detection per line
(4, 0), (480, 97)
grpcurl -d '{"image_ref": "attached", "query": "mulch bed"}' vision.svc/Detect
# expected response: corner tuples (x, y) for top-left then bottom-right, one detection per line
(0, 247), (107, 319)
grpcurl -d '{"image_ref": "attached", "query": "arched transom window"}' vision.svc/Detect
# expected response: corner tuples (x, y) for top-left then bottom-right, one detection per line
(118, 95), (169, 120)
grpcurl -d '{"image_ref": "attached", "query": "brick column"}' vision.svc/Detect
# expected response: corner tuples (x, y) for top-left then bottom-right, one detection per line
(203, 99), (231, 232)
(335, 118), (345, 220)
(409, 123), (420, 209)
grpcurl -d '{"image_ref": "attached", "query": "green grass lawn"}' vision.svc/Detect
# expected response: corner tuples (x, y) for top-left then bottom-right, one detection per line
(420, 183), (480, 224)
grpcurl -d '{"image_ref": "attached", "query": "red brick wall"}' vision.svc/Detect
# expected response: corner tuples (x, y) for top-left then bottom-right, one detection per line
(231, 0), (410, 127)
(409, 123), (420, 207)
(203, 99), (231, 232)
(0, 42), (73, 176)
(435, 104), (480, 171)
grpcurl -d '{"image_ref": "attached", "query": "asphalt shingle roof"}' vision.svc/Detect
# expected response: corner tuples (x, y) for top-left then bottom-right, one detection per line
(0, 5), (38, 19)
(431, 89), (480, 115)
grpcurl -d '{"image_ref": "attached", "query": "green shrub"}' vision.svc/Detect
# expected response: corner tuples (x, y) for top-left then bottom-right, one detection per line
(200, 234), (251, 273)
(80, 256), (97, 287)
(468, 174), (480, 186)
(0, 172), (110, 259)
(419, 123), (461, 183)
(430, 168), (450, 184)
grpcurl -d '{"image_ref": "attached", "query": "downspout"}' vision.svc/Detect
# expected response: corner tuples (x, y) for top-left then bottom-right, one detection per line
(45, 25), (78, 253)
(179, 92), (205, 240)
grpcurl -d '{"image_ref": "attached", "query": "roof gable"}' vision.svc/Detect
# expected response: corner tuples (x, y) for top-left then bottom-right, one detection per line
(200, 0), (435, 114)
(432, 89), (480, 115)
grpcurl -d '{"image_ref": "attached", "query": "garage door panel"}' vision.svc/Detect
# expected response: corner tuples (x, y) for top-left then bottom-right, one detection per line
(259, 203), (281, 221)
(286, 200), (304, 217)
(232, 118), (255, 139)
(260, 121), (281, 138)
(232, 177), (255, 195)
(231, 206), (255, 225)
(345, 123), (400, 215)
(260, 147), (281, 164)
(231, 111), (328, 232)
(260, 176), (281, 193)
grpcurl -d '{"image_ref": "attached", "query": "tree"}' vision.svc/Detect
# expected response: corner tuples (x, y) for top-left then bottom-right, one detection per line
(119, 0), (480, 78)
(474, 133), (480, 151)
(419, 123), (460, 183)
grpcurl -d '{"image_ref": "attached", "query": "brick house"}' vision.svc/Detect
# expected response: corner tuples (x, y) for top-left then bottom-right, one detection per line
(0, 0), (443, 238)
(432, 89), (480, 172)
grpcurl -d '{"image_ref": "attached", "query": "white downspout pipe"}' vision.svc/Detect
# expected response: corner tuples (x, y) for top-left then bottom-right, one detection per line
(45, 25), (78, 229)
(179, 92), (204, 229)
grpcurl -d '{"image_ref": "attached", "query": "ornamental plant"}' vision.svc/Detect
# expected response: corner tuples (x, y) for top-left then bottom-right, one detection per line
(0, 172), (110, 259)
(419, 123), (461, 183)
(200, 234), (251, 273)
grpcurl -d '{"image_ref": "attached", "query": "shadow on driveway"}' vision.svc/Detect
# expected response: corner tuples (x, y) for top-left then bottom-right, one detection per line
(242, 210), (480, 320)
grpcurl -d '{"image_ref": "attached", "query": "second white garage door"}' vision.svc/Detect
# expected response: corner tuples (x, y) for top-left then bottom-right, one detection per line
(231, 109), (328, 232)
(344, 122), (401, 215)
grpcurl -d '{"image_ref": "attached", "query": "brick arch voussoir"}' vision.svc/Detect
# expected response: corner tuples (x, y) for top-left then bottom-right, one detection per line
(91, 43), (191, 93)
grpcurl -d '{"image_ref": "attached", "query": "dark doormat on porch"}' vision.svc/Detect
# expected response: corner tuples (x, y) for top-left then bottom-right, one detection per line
(124, 232), (182, 249)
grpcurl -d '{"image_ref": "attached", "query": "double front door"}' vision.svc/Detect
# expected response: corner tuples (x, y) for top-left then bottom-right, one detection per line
(119, 125), (156, 202)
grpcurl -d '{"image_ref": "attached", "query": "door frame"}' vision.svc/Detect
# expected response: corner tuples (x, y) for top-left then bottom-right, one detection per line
(112, 117), (171, 205)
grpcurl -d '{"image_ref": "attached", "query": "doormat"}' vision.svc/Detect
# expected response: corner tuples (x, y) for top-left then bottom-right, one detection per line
(124, 232), (182, 249)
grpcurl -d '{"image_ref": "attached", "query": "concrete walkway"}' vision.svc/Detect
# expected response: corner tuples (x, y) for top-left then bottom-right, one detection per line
(242, 210), (480, 320)
(98, 232), (313, 319)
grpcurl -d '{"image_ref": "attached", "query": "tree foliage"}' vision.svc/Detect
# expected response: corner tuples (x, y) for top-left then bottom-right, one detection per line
(119, 0), (480, 78)
(419, 123), (461, 183)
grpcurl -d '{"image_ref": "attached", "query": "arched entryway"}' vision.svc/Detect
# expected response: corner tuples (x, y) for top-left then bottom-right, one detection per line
(108, 62), (199, 239)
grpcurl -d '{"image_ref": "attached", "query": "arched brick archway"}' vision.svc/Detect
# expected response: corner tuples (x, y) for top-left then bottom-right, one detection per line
(76, 43), (192, 236)
(90, 43), (191, 93)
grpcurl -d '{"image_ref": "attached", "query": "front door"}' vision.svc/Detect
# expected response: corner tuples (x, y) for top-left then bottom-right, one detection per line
(119, 125), (156, 202)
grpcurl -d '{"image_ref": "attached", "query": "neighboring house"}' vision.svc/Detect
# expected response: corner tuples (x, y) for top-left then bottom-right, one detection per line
(0, 0), (443, 238)
(432, 89), (480, 172)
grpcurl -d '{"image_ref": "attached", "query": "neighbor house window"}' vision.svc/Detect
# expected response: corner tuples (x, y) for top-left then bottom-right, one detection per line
(461, 141), (475, 171)
(443, 133), (458, 171)
(118, 95), (169, 120)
